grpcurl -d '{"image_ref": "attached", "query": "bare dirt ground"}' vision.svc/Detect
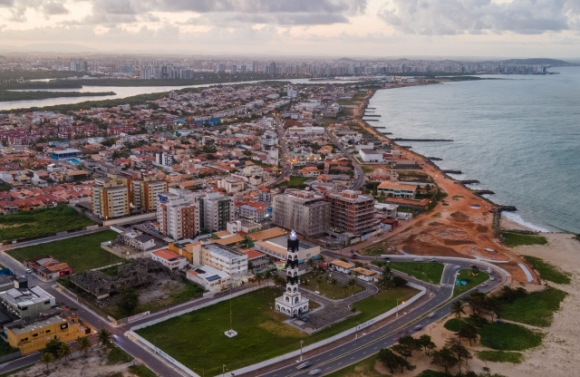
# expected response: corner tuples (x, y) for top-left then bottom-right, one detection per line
(349, 90), (537, 284)
(11, 348), (143, 377)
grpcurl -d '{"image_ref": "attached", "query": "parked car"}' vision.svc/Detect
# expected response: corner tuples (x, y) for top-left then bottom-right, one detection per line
(308, 369), (321, 375)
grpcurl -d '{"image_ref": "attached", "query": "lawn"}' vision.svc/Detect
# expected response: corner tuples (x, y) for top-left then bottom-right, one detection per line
(300, 272), (364, 299)
(453, 270), (489, 297)
(8, 230), (123, 273)
(282, 176), (309, 188)
(128, 365), (157, 377)
(522, 256), (571, 284)
(501, 232), (547, 247)
(443, 318), (464, 332)
(0, 204), (95, 243)
(479, 322), (543, 350)
(501, 287), (567, 327)
(477, 350), (524, 364)
(325, 355), (385, 377)
(107, 346), (134, 365)
(390, 262), (444, 284)
(137, 287), (417, 375)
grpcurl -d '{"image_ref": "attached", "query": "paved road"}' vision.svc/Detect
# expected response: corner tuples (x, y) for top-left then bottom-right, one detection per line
(267, 117), (293, 187)
(325, 128), (365, 190)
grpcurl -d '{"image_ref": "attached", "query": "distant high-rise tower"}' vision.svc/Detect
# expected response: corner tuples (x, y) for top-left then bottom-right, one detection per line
(275, 231), (309, 317)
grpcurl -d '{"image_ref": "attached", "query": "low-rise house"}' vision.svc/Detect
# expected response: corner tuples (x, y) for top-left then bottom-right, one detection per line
(151, 249), (188, 270)
(186, 265), (231, 294)
(329, 259), (355, 274)
(352, 267), (380, 283)
(24, 256), (74, 281)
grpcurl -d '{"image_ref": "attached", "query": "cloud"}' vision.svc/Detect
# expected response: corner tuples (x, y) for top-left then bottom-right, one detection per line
(42, 2), (68, 16)
(378, 0), (579, 35)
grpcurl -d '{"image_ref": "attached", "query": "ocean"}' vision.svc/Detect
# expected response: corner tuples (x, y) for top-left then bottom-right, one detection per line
(368, 67), (580, 233)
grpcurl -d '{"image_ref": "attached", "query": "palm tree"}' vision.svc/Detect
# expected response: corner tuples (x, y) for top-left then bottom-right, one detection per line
(58, 342), (72, 364)
(451, 301), (465, 319)
(41, 351), (55, 373)
(97, 328), (112, 349)
(254, 272), (264, 288)
(77, 336), (91, 357)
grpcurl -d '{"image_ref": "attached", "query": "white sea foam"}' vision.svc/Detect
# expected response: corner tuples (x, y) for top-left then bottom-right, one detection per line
(502, 212), (550, 233)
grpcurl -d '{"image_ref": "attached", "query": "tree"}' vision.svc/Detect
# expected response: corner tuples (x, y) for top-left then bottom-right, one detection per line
(378, 348), (410, 374)
(43, 338), (64, 359)
(457, 323), (479, 346)
(248, 261), (255, 273)
(431, 346), (459, 374)
(393, 336), (421, 360)
(451, 301), (466, 319)
(464, 291), (487, 316)
(117, 287), (140, 317)
(98, 328), (112, 349)
(41, 351), (55, 373)
(273, 274), (286, 289)
(254, 272), (264, 287)
(77, 336), (91, 357)
(417, 334), (437, 355)
(58, 342), (72, 364)
(380, 263), (394, 289)
(446, 338), (472, 373)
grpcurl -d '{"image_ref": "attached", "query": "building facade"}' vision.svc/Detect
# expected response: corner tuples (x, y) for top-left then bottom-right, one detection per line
(271, 189), (330, 236)
(92, 176), (130, 219)
(156, 190), (201, 241)
(200, 193), (234, 232)
(326, 190), (378, 236)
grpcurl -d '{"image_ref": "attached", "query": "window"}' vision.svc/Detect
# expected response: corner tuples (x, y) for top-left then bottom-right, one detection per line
(32, 333), (38, 338)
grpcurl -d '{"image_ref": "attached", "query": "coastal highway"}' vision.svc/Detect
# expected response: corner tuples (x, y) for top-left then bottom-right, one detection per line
(250, 257), (505, 377)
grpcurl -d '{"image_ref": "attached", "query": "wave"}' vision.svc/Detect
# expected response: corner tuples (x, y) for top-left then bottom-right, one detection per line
(502, 212), (551, 233)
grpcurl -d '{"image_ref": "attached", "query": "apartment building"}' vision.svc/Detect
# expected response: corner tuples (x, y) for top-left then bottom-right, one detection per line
(92, 176), (130, 219)
(133, 179), (168, 211)
(0, 278), (55, 320)
(271, 189), (330, 236)
(326, 190), (378, 236)
(199, 192), (234, 232)
(157, 189), (200, 240)
(377, 181), (417, 199)
(200, 244), (248, 276)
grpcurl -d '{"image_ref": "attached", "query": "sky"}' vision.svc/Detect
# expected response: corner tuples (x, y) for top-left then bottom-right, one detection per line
(0, 0), (579, 59)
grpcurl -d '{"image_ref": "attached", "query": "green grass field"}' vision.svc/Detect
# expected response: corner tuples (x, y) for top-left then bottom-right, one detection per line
(453, 270), (489, 297)
(128, 365), (157, 377)
(443, 318), (464, 332)
(390, 262), (444, 284)
(479, 322), (543, 350)
(0, 204), (95, 243)
(8, 230), (122, 272)
(107, 346), (134, 365)
(477, 350), (524, 364)
(137, 287), (417, 375)
(300, 272), (364, 299)
(522, 256), (571, 284)
(501, 232), (547, 247)
(282, 176), (309, 188)
(501, 287), (567, 327)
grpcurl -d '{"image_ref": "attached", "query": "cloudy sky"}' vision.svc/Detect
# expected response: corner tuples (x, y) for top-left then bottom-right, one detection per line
(1, 0), (579, 58)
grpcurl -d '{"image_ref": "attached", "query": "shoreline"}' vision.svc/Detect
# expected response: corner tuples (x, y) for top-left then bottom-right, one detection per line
(362, 85), (571, 236)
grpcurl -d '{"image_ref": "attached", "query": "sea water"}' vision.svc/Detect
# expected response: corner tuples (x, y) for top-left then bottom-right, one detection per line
(369, 67), (580, 233)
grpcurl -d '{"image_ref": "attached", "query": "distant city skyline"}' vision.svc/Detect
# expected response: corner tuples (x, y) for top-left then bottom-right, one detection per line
(0, 0), (579, 59)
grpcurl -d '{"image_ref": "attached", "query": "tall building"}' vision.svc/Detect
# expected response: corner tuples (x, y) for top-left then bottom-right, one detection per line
(275, 231), (309, 317)
(133, 179), (168, 211)
(199, 193), (234, 232)
(326, 190), (378, 236)
(92, 176), (130, 220)
(271, 190), (330, 236)
(157, 190), (200, 240)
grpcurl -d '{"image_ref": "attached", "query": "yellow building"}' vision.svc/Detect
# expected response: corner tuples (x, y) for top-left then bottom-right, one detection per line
(92, 175), (130, 220)
(6, 314), (89, 355)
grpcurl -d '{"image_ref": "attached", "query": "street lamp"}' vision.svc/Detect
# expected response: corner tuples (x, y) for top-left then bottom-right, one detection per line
(300, 340), (304, 361)
(396, 299), (405, 318)
(223, 364), (227, 377)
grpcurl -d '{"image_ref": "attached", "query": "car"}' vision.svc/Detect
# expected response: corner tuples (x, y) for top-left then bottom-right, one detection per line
(414, 325), (423, 331)
(429, 257), (438, 262)
(427, 313), (436, 318)
(308, 369), (321, 375)
(490, 277), (495, 281)
(413, 258), (424, 262)
(25, 269), (32, 274)
(453, 265), (461, 270)
(296, 361), (311, 370)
